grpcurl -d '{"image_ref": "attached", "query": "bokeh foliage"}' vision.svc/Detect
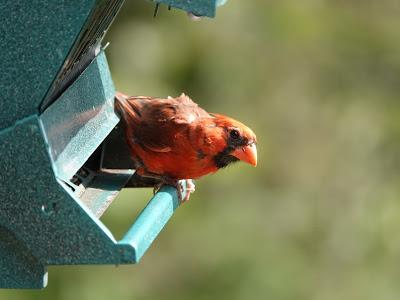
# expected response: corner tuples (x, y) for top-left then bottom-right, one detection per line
(3, 0), (400, 299)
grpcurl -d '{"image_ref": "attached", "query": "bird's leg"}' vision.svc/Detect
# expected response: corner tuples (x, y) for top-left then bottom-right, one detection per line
(156, 178), (195, 203)
(152, 181), (164, 195)
(154, 178), (196, 203)
(137, 171), (194, 203)
(183, 179), (195, 202)
(162, 179), (195, 203)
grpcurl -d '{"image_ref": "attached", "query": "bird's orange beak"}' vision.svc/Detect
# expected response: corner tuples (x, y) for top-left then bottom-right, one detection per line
(232, 143), (257, 167)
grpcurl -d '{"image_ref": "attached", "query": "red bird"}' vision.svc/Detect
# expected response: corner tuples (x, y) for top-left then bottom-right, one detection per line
(115, 92), (257, 202)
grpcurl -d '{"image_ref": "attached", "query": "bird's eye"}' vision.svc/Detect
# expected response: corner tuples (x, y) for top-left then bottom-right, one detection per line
(229, 129), (240, 139)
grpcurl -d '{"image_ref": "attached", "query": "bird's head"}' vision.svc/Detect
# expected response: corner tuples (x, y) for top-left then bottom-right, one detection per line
(211, 114), (257, 169)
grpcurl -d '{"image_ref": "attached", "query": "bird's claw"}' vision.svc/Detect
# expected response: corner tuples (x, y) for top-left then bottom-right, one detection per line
(174, 179), (196, 203)
(183, 179), (195, 202)
(152, 179), (195, 204)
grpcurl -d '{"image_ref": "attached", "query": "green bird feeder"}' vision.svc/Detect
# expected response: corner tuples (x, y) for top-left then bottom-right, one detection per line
(0, 0), (227, 289)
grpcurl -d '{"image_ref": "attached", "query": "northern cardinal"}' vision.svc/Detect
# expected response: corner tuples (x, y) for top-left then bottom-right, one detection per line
(115, 92), (257, 202)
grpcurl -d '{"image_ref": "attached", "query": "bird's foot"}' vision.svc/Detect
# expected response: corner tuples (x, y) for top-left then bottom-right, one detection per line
(153, 178), (195, 204)
(183, 179), (195, 202)
(173, 179), (195, 203)
(153, 182), (163, 196)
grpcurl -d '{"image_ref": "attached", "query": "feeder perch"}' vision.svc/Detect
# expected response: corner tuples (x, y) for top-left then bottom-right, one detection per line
(0, 0), (226, 289)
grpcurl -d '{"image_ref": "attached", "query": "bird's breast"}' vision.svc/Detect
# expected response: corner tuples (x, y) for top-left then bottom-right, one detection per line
(132, 144), (218, 180)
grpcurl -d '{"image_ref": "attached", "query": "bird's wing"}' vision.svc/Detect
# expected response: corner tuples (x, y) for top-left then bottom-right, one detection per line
(118, 93), (210, 153)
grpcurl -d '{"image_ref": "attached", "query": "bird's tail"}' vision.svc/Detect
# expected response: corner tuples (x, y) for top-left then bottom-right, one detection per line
(114, 91), (142, 126)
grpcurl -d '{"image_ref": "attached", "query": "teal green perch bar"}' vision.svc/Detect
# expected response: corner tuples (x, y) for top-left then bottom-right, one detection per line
(120, 185), (183, 262)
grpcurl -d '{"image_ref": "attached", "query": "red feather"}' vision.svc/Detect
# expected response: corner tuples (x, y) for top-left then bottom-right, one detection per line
(115, 92), (257, 201)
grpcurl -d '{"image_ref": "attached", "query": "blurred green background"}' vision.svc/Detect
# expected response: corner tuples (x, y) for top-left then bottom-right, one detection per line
(3, 0), (400, 299)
